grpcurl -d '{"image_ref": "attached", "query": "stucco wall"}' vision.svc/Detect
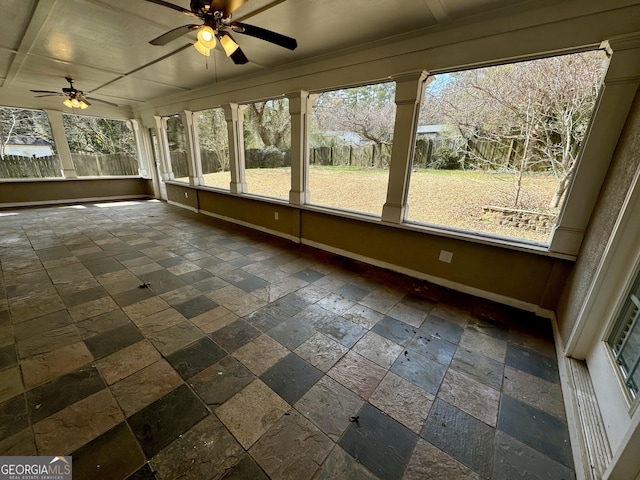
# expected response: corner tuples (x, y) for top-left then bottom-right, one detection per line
(556, 88), (640, 347)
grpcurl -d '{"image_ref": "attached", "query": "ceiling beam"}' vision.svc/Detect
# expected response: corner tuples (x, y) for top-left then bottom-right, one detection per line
(423, 0), (451, 24)
(2, 0), (60, 89)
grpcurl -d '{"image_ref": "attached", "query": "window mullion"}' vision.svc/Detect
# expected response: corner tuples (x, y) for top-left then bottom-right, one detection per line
(615, 294), (640, 359)
(623, 349), (640, 396)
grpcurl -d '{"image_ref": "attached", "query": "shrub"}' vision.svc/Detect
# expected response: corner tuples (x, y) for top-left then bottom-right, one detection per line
(245, 146), (290, 168)
(429, 146), (461, 170)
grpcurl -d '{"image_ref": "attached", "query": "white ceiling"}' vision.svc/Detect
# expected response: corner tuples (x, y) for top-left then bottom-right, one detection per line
(0, 0), (542, 110)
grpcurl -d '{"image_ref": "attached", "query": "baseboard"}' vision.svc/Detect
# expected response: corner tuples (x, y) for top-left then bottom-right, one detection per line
(167, 200), (199, 213)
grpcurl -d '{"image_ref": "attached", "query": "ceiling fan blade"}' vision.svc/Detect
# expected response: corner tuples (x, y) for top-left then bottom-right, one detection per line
(30, 90), (61, 94)
(230, 22), (297, 50)
(210, 0), (248, 17)
(85, 97), (119, 108)
(144, 0), (198, 17)
(150, 24), (201, 45)
(230, 46), (249, 65)
(33, 94), (63, 98)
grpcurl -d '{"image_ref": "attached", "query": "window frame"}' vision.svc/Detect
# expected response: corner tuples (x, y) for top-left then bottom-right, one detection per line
(240, 96), (292, 201)
(62, 112), (140, 178)
(306, 81), (397, 217)
(163, 113), (190, 183)
(156, 40), (638, 261)
(0, 105), (62, 180)
(403, 50), (609, 248)
(193, 106), (231, 191)
(607, 269), (640, 402)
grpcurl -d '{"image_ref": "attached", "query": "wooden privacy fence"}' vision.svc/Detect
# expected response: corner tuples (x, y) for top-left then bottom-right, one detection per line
(0, 153), (139, 178)
(171, 151), (230, 177)
(310, 144), (391, 168)
(413, 136), (540, 171)
(0, 154), (63, 178)
(71, 153), (139, 176)
(201, 150), (228, 174)
(170, 151), (189, 178)
(173, 145), (392, 174)
(171, 149), (292, 177)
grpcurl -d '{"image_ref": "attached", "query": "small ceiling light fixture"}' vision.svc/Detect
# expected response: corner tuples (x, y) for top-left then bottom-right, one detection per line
(30, 77), (118, 108)
(218, 31), (239, 57)
(63, 95), (88, 109)
(194, 25), (216, 56)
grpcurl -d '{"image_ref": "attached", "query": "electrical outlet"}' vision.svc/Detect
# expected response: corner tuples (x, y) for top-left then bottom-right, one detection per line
(184, 192), (188, 198)
(274, 212), (279, 220)
(439, 250), (453, 263)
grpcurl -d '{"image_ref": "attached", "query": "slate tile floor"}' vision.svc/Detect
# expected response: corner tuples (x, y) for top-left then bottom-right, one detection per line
(0, 200), (575, 479)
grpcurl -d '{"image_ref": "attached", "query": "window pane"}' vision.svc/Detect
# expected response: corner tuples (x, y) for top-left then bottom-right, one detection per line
(197, 108), (230, 190)
(243, 98), (290, 199)
(309, 82), (396, 216)
(166, 115), (189, 183)
(608, 271), (640, 398)
(407, 51), (607, 242)
(63, 115), (138, 177)
(0, 106), (61, 178)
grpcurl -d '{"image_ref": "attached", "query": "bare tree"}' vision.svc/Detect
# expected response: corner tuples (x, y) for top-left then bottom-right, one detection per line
(427, 51), (606, 208)
(313, 82), (396, 168)
(197, 108), (229, 172)
(63, 114), (135, 155)
(243, 99), (290, 150)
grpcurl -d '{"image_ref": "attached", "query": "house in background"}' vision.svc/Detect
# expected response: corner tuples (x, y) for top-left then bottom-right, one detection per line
(416, 124), (449, 141)
(3, 135), (53, 158)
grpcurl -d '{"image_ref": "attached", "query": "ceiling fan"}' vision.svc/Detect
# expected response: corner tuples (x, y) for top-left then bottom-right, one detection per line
(145, 0), (297, 64)
(30, 78), (118, 109)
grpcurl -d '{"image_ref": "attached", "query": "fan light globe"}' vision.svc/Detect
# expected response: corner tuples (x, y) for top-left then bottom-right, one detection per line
(63, 98), (73, 108)
(219, 34), (239, 57)
(197, 26), (216, 49)
(193, 41), (211, 56)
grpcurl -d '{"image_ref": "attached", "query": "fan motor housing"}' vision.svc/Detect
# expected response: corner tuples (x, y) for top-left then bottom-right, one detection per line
(191, 0), (214, 16)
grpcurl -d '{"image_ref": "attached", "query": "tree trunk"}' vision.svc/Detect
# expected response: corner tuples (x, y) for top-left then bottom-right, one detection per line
(1, 114), (18, 160)
(550, 172), (571, 208)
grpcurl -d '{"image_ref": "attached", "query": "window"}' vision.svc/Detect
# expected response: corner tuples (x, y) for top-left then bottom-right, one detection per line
(243, 98), (291, 199)
(406, 51), (607, 242)
(608, 269), (640, 400)
(309, 82), (396, 215)
(0, 106), (61, 178)
(63, 114), (137, 177)
(197, 108), (230, 190)
(165, 115), (189, 183)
